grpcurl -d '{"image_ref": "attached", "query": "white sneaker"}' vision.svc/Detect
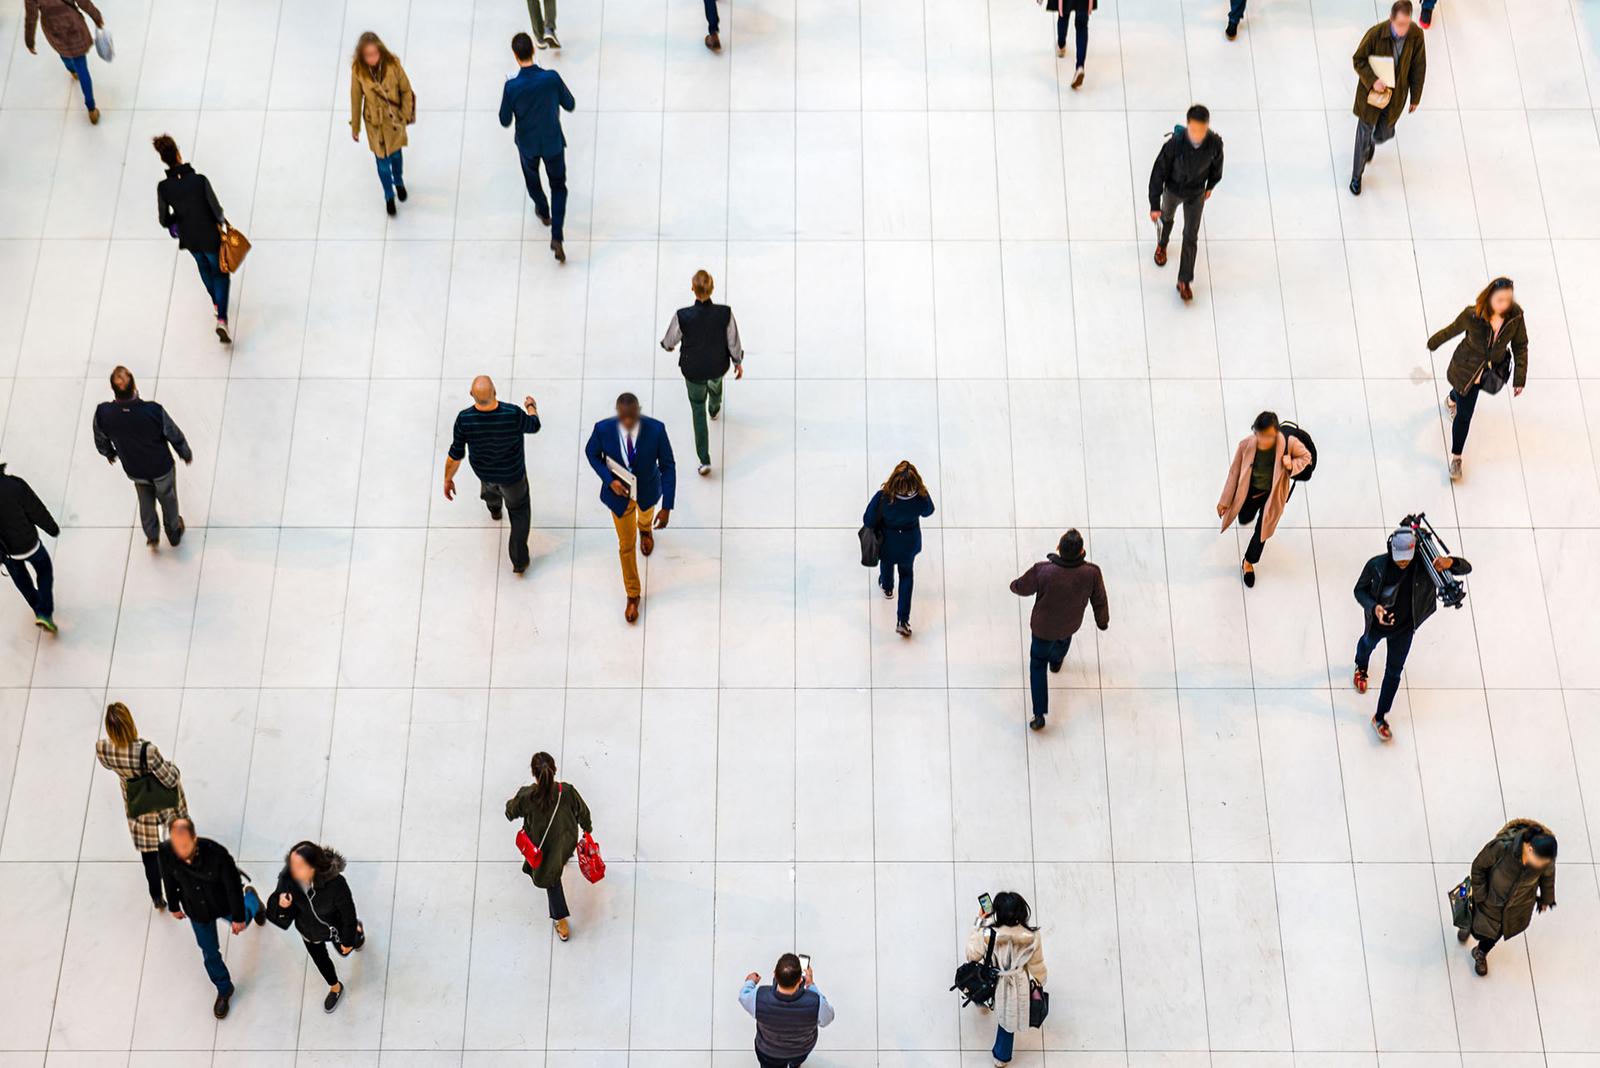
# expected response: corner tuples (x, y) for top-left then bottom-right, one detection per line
(1448, 456), (1462, 481)
(697, 464), (711, 476)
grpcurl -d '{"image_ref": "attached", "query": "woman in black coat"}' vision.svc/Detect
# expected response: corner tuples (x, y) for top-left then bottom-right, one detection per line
(1426, 277), (1528, 482)
(152, 134), (233, 343)
(265, 841), (364, 1013)
(863, 460), (936, 638)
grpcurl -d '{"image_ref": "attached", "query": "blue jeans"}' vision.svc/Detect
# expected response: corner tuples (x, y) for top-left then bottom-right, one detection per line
(993, 1025), (1015, 1063)
(189, 249), (231, 322)
(1448, 384), (1479, 456)
(61, 54), (95, 110)
(1421, 0), (1435, 13)
(704, 0), (719, 33)
(1228, 0), (1247, 23)
(3, 543), (53, 619)
(1056, 0), (1088, 66)
(1029, 634), (1071, 717)
(878, 557), (914, 626)
(188, 887), (262, 996)
(375, 149), (404, 201)
(1355, 622), (1415, 724)
(519, 150), (568, 241)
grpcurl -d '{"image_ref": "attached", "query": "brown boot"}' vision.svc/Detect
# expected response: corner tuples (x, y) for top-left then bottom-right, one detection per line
(1153, 245), (1168, 267)
(639, 531), (654, 557)
(705, 32), (721, 51)
(1176, 280), (1194, 301)
(625, 596), (640, 623)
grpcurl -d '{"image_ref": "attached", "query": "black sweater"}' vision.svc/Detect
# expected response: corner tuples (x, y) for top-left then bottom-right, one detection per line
(1148, 128), (1225, 210)
(93, 397), (192, 480)
(0, 468), (58, 557)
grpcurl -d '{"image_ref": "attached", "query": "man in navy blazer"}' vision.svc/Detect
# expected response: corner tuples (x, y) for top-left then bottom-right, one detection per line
(499, 32), (576, 263)
(584, 393), (676, 622)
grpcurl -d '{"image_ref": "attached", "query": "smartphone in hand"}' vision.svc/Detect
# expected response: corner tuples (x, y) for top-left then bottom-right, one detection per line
(978, 893), (994, 917)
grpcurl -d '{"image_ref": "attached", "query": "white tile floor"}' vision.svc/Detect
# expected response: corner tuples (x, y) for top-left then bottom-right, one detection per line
(1, 0), (1599, 1061)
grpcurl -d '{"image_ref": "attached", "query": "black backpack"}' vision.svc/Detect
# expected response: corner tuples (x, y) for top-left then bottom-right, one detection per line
(951, 928), (1000, 1008)
(1280, 420), (1317, 483)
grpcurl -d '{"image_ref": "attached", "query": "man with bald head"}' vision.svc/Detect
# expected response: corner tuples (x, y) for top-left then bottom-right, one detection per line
(445, 376), (542, 572)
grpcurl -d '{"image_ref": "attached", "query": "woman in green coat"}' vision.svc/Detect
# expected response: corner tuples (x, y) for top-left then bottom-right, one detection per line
(1459, 818), (1556, 976)
(1426, 277), (1528, 482)
(504, 751), (592, 942)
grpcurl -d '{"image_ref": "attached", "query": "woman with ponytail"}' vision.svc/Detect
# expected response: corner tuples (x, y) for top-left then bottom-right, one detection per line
(504, 752), (593, 941)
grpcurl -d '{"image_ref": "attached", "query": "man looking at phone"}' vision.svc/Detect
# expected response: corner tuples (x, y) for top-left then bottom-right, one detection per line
(739, 952), (836, 1067)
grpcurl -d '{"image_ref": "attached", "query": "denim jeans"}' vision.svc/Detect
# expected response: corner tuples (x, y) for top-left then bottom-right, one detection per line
(1420, 0), (1435, 12)
(374, 149), (404, 201)
(1355, 622), (1415, 724)
(61, 54), (95, 111)
(1228, 0), (1248, 23)
(189, 249), (231, 322)
(519, 151), (568, 241)
(189, 887), (262, 995)
(879, 557), (914, 625)
(1056, 0), (1089, 66)
(704, 0), (719, 33)
(993, 1025), (1015, 1063)
(1448, 384), (1480, 456)
(3, 542), (54, 619)
(1029, 635), (1072, 716)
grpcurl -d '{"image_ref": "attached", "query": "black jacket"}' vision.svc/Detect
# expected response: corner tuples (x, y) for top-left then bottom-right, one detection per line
(0, 467), (58, 557)
(159, 837), (248, 924)
(1352, 550), (1471, 632)
(157, 163), (225, 254)
(93, 397), (192, 481)
(265, 865), (361, 946)
(1148, 128), (1225, 210)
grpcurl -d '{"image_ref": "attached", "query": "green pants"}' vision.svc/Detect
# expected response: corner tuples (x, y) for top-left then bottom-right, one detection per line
(527, 0), (557, 37)
(685, 376), (724, 466)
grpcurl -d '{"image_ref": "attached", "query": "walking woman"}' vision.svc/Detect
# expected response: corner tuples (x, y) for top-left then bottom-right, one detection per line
(265, 841), (364, 1013)
(863, 460), (936, 638)
(1216, 411), (1311, 588)
(1459, 819), (1556, 977)
(153, 135), (232, 343)
(350, 32), (416, 217)
(965, 891), (1047, 1066)
(23, 0), (105, 124)
(94, 701), (187, 910)
(504, 751), (593, 943)
(1426, 277), (1528, 482)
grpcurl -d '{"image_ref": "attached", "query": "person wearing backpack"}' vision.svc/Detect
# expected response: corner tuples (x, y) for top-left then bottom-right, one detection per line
(964, 892), (1047, 1066)
(94, 701), (188, 910)
(863, 461), (936, 639)
(350, 32), (415, 217)
(23, 0), (105, 124)
(265, 841), (364, 1013)
(504, 751), (593, 942)
(1148, 104), (1224, 302)
(1426, 277), (1528, 482)
(1217, 411), (1311, 588)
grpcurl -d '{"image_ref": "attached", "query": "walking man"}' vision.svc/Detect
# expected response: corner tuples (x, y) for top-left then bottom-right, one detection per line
(444, 376), (542, 573)
(159, 818), (264, 1020)
(739, 953), (836, 1067)
(659, 269), (744, 476)
(0, 463), (60, 633)
(1349, 0), (1425, 195)
(1460, 820), (1557, 977)
(499, 32), (575, 263)
(93, 366), (191, 549)
(527, 0), (559, 48)
(583, 394), (676, 624)
(1148, 104), (1224, 302)
(704, 0), (722, 52)
(1009, 530), (1109, 731)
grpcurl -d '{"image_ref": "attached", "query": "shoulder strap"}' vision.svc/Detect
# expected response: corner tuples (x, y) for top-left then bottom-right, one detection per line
(537, 784), (565, 850)
(139, 740), (149, 775)
(982, 927), (996, 967)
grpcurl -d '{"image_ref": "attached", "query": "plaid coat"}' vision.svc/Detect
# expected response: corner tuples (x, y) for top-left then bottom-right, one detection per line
(95, 739), (188, 851)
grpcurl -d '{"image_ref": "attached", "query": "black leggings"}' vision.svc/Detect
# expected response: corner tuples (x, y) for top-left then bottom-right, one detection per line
(140, 849), (164, 904)
(305, 940), (340, 986)
(1237, 488), (1269, 564)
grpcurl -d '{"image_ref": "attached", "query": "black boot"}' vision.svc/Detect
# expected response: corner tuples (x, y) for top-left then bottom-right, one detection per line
(386, 197), (397, 216)
(396, 183), (408, 202)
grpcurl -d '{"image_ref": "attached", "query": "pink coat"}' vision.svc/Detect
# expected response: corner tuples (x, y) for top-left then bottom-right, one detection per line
(1218, 432), (1310, 542)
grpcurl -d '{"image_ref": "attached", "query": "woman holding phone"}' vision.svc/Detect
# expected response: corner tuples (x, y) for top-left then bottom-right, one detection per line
(966, 891), (1048, 1065)
(265, 841), (364, 1013)
(504, 751), (593, 942)
(1426, 277), (1528, 481)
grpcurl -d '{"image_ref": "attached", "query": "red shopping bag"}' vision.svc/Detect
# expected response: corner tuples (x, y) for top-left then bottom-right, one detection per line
(577, 832), (605, 883)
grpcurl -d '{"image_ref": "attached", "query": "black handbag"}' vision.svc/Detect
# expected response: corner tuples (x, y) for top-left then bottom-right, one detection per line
(858, 497), (885, 568)
(1476, 355), (1512, 396)
(1448, 878), (1473, 932)
(125, 742), (181, 819)
(1029, 979), (1050, 1028)
(951, 928), (999, 1008)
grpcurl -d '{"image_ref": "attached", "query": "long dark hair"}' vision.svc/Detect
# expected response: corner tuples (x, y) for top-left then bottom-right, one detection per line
(991, 891), (1037, 931)
(352, 31), (395, 79)
(1473, 277), (1514, 322)
(286, 841), (347, 885)
(530, 751), (559, 806)
(881, 460), (929, 499)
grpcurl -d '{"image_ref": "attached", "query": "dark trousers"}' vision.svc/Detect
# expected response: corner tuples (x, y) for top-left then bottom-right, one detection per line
(1236, 488), (1269, 565)
(685, 376), (724, 466)
(547, 877), (569, 920)
(879, 557), (914, 625)
(705, 0), (719, 33)
(519, 150), (568, 241)
(61, 54), (95, 110)
(304, 939), (344, 986)
(756, 1051), (808, 1068)
(190, 249), (231, 322)
(1352, 115), (1395, 183)
(3, 542), (54, 619)
(131, 467), (183, 545)
(481, 476), (532, 570)
(1056, 0), (1088, 67)
(1228, 0), (1247, 24)
(1476, 934), (1498, 955)
(374, 149), (404, 201)
(1448, 384), (1480, 456)
(1029, 635), (1072, 717)
(1355, 622), (1415, 724)
(1421, 0), (1435, 12)
(1157, 188), (1206, 284)
(140, 849), (164, 905)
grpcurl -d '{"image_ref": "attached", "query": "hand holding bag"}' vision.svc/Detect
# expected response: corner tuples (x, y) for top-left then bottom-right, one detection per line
(514, 784), (563, 870)
(577, 832), (605, 883)
(858, 496), (885, 567)
(218, 220), (251, 273)
(1476, 355), (1513, 396)
(124, 741), (181, 818)
(94, 24), (114, 61)
(1448, 878), (1473, 932)
(1028, 979), (1050, 1028)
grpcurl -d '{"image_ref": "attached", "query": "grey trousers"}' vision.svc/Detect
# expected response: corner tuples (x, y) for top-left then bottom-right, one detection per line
(527, 0), (557, 37)
(1158, 187), (1206, 285)
(132, 468), (183, 545)
(1352, 115), (1395, 183)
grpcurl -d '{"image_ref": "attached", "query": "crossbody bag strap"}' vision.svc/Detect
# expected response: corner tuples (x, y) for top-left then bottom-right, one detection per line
(139, 740), (149, 775)
(982, 927), (996, 967)
(537, 784), (565, 851)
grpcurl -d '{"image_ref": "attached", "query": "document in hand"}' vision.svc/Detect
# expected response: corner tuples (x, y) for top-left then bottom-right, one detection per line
(605, 456), (638, 499)
(1368, 55), (1395, 88)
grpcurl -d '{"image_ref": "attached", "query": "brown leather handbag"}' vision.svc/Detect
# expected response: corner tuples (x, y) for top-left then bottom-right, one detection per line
(218, 221), (251, 273)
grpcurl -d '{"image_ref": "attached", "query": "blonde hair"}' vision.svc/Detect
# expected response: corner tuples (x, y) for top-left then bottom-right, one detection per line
(691, 270), (714, 300)
(105, 702), (139, 747)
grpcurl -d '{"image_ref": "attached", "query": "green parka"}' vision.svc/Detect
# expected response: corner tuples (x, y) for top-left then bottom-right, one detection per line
(504, 781), (593, 889)
(1468, 818), (1556, 942)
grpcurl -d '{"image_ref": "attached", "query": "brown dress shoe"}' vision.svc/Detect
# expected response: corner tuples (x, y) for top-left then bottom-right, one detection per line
(1176, 281), (1194, 301)
(705, 32), (721, 51)
(625, 597), (640, 623)
(554, 918), (570, 941)
(639, 531), (654, 556)
(1153, 245), (1168, 267)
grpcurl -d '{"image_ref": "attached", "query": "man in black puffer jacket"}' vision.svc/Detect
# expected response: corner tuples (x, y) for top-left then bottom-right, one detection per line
(1148, 104), (1225, 302)
(159, 818), (264, 1020)
(0, 464), (60, 632)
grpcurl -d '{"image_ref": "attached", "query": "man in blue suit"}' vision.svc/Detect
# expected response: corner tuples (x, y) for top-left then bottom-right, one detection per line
(499, 32), (576, 263)
(584, 393), (676, 623)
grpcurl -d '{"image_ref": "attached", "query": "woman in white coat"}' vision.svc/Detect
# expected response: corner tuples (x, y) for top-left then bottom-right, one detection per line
(965, 891), (1048, 1065)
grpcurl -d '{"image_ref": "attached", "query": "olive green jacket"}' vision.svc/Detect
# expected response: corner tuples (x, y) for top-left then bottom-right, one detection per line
(505, 781), (593, 889)
(1427, 303), (1528, 394)
(1468, 818), (1555, 942)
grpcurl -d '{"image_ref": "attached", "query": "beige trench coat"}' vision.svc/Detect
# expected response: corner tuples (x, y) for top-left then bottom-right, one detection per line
(350, 58), (415, 159)
(1218, 431), (1311, 544)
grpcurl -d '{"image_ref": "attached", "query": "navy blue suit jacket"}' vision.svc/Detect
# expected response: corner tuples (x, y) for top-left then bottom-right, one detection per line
(585, 416), (677, 518)
(498, 65), (575, 159)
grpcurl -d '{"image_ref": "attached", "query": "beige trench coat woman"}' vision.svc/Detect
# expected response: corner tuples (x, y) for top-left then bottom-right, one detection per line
(965, 920), (1048, 1036)
(1217, 431), (1310, 544)
(350, 56), (415, 159)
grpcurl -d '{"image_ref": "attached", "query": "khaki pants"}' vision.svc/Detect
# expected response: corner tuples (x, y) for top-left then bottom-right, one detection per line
(612, 500), (655, 597)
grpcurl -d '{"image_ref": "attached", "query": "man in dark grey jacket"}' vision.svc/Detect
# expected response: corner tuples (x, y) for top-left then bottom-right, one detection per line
(1010, 529), (1110, 730)
(739, 953), (835, 1067)
(0, 464), (60, 632)
(1148, 103), (1225, 302)
(93, 365), (192, 549)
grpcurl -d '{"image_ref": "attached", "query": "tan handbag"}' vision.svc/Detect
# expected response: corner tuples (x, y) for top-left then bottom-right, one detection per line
(218, 221), (251, 273)
(1366, 85), (1393, 109)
